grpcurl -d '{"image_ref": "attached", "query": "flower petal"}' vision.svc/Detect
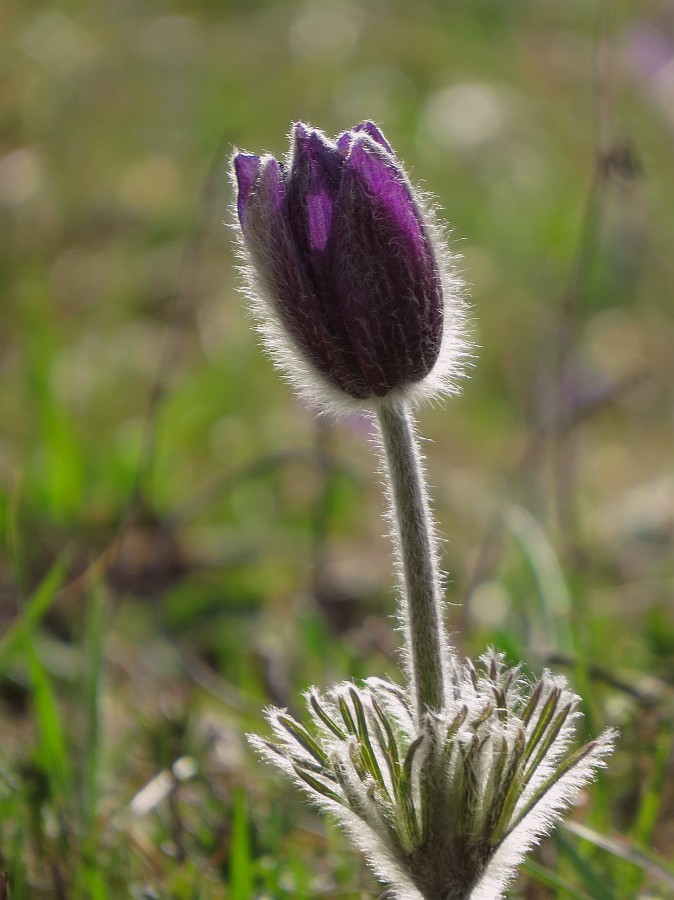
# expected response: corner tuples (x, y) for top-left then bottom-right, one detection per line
(288, 124), (343, 253)
(283, 125), (377, 396)
(241, 155), (371, 399)
(337, 122), (393, 157)
(233, 153), (262, 226)
(329, 135), (443, 395)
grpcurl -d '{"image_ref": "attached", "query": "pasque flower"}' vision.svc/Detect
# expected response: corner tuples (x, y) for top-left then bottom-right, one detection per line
(232, 121), (466, 409)
(233, 122), (613, 899)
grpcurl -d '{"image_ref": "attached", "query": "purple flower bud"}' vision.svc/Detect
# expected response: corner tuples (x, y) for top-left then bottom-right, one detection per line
(232, 122), (466, 408)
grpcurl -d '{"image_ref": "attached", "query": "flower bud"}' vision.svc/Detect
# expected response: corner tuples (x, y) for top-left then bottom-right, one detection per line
(232, 122), (466, 409)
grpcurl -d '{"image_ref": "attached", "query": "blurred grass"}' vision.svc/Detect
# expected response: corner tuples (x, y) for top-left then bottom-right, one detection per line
(2, 0), (674, 896)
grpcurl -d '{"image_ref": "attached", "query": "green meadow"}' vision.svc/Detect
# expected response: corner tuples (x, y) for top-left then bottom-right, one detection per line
(1, 1), (674, 896)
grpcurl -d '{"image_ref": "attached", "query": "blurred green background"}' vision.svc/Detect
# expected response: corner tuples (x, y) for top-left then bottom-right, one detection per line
(2, 0), (674, 897)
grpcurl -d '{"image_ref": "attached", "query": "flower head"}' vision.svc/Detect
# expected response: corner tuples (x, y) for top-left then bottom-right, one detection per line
(232, 122), (467, 411)
(250, 651), (614, 900)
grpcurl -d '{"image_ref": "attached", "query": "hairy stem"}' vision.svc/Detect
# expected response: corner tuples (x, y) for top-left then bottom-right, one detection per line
(376, 398), (447, 718)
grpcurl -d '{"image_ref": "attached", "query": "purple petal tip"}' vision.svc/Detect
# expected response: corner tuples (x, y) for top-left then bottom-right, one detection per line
(353, 121), (392, 154)
(234, 153), (262, 222)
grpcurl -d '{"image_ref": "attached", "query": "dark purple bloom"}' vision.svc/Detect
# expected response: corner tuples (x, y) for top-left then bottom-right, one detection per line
(233, 122), (447, 403)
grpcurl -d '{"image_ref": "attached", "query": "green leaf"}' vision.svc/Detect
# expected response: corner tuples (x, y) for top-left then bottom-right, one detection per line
(555, 827), (618, 900)
(338, 694), (357, 736)
(81, 585), (105, 830)
(292, 764), (343, 804)
(522, 860), (593, 899)
(229, 789), (253, 900)
(309, 693), (346, 740)
(23, 624), (73, 801)
(277, 715), (329, 767)
(490, 725), (526, 843)
(522, 703), (571, 786)
(524, 686), (561, 764)
(0, 554), (68, 677)
(371, 701), (401, 795)
(349, 688), (388, 796)
(505, 741), (597, 838)
(563, 821), (674, 891)
(397, 734), (424, 844)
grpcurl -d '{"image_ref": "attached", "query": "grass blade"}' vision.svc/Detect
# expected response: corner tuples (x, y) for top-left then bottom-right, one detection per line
(0, 554), (68, 678)
(555, 827), (618, 900)
(23, 626), (73, 802)
(522, 860), (593, 899)
(229, 789), (253, 900)
(82, 585), (105, 829)
(562, 821), (674, 891)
